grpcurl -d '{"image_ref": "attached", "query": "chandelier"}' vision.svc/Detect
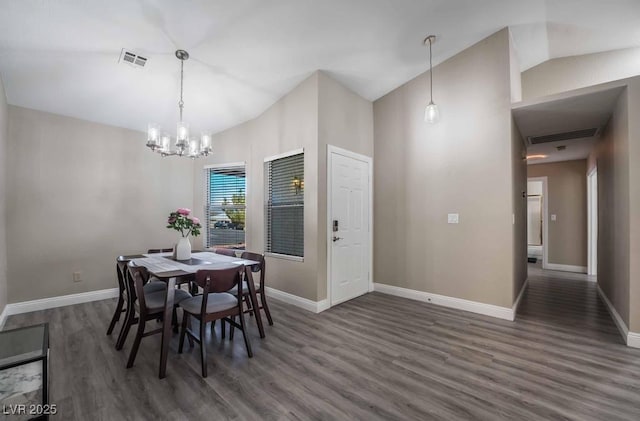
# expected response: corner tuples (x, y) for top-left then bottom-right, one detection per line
(146, 50), (212, 158)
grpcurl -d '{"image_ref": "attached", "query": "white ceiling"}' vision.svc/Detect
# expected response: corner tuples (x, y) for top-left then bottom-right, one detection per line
(512, 86), (625, 165)
(1, 0), (639, 135)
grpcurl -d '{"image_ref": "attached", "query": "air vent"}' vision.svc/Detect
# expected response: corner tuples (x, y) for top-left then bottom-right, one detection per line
(527, 128), (599, 145)
(119, 49), (148, 68)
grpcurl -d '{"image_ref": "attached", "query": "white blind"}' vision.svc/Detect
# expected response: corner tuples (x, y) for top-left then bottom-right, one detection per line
(265, 152), (304, 257)
(204, 165), (246, 249)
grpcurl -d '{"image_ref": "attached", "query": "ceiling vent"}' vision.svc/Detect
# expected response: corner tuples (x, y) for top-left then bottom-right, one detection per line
(119, 49), (147, 68)
(527, 128), (599, 145)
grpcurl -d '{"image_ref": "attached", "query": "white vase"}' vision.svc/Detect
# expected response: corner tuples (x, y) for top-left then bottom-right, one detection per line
(175, 237), (192, 260)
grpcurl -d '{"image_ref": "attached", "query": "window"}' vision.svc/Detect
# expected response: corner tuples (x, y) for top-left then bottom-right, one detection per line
(204, 164), (246, 249)
(265, 151), (304, 258)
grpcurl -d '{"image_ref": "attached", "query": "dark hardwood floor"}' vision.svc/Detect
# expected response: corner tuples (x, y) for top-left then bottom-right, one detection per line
(4, 268), (640, 420)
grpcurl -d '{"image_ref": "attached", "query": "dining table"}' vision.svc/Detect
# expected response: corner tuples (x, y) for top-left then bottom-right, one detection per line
(117, 251), (264, 379)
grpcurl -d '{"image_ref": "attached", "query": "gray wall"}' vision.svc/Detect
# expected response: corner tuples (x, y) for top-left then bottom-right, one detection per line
(194, 73), (321, 301)
(511, 118), (527, 300)
(588, 92), (630, 327)
(6, 106), (194, 303)
(522, 46), (640, 101)
(373, 28), (518, 308)
(317, 72), (374, 300)
(0, 76), (7, 317)
(527, 160), (588, 268)
(192, 72), (374, 302)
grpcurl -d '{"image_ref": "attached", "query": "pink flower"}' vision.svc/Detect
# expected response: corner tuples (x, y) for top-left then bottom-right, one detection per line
(168, 217), (176, 224)
(191, 217), (200, 225)
(177, 208), (191, 215)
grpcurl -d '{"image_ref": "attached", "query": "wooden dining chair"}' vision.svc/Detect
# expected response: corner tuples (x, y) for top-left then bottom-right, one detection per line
(125, 263), (192, 371)
(229, 252), (273, 326)
(111, 257), (167, 347)
(214, 248), (237, 257)
(178, 265), (252, 377)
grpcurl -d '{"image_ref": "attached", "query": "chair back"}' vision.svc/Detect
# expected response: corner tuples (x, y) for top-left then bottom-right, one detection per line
(148, 248), (173, 254)
(116, 260), (127, 296)
(194, 265), (243, 295)
(214, 248), (237, 257)
(127, 263), (150, 312)
(240, 251), (266, 291)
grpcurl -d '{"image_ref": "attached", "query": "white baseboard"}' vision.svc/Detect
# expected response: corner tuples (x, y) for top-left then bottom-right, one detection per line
(512, 279), (529, 315)
(374, 283), (515, 321)
(3, 288), (119, 324)
(0, 305), (8, 331)
(544, 263), (588, 274)
(597, 285), (640, 348)
(265, 287), (329, 314)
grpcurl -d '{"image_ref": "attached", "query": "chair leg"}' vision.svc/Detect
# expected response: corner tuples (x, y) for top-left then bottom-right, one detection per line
(126, 318), (146, 368)
(199, 320), (208, 378)
(210, 320), (216, 336)
(178, 312), (189, 354)
(221, 318), (226, 339)
(116, 303), (135, 350)
(230, 316), (236, 340)
(172, 307), (179, 333)
(260, 291), (274, 326)
(238, 311), (253, 358)
(107, 295), (125, 335)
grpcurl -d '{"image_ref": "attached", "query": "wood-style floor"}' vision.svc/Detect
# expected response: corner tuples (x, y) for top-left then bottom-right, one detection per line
(4, 267), (640, 420)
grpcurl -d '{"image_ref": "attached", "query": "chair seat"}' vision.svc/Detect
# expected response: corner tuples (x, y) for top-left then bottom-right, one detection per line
(227, 281), (260, 295)
(143, 280), (166, 293)
(138, 288), (192, 313)
(180, 292), (237, 315)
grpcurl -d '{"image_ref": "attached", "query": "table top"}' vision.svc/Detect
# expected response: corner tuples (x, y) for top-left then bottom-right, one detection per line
(125, 251), (259, 277)
(0, 323), (49, 370)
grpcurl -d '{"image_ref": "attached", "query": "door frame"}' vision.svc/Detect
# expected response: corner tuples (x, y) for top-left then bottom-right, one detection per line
(528, 176), (549, 269)
(587, 167), (598, 276)
(326, 145), (373, 308)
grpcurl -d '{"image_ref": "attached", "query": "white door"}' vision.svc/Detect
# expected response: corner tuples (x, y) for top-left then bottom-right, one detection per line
(330, 150), (370, 306)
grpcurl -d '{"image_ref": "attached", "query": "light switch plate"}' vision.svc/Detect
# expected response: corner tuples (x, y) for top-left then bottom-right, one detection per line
(448, 213), (459, 224)
(551, 214), (557, 221)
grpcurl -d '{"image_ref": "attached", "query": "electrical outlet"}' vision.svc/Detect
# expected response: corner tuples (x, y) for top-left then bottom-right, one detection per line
(73, 272), (82, 282)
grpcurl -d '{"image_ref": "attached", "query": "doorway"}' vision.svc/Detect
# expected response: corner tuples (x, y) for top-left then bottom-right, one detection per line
(327, 145), (372, 307)
(588, 167), (598, 276)
(527, 177), (548, 269)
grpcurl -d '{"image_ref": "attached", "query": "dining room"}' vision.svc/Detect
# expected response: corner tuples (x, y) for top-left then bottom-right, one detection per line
(3, 1), (640, 420)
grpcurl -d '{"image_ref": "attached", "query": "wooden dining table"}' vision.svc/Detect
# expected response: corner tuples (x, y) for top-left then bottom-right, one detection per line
(117, 251), (264, 379)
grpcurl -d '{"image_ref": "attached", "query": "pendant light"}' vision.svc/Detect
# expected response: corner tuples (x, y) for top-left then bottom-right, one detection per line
(146, 50), (212, 158)
(423, 35), (440, 124)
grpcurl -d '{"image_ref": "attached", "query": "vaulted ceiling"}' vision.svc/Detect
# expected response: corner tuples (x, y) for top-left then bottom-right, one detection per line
(1, 0), (639, 135)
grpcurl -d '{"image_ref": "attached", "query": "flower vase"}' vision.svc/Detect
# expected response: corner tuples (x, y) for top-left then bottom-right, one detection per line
(175, 237), (192, 260)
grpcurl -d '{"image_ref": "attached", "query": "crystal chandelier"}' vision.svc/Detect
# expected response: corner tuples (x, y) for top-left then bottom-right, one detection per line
(146, 50), (212, 158)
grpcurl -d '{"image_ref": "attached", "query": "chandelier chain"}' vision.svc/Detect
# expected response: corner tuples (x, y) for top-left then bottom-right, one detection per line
(428, 37), (433, 104)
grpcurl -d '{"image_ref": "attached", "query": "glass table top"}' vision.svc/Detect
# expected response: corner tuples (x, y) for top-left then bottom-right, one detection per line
(0, 324), (48, 370)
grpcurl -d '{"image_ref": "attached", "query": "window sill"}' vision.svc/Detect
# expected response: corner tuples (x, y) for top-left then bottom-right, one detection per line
(265, 252), (304, 263)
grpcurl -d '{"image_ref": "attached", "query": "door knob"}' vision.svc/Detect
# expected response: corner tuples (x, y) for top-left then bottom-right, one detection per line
(332, 236), (342, 242)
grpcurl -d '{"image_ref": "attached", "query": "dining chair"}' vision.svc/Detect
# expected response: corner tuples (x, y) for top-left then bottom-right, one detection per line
(178, 265), (252, 377)
(228, 252), (274, 326)
(214, 248), (237, 257)
(110, 258), (166, 344)
(125, 263), (192, 371)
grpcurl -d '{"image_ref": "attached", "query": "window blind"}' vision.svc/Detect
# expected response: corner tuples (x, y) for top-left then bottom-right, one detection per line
(204, 165), (246, 249)
(266, 153), (304, 257)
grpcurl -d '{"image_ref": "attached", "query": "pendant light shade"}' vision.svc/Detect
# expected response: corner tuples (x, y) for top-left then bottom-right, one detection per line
(424, 35), (440, 124)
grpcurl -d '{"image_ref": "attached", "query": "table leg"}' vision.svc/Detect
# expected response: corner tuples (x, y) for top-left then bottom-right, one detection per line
(159, 277), (176, 379)
(245, 268), (265, 338)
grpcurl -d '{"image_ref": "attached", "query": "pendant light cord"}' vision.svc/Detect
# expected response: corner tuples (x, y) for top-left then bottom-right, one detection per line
(179, 59), (184, 121)
(429, 37), (434, 104)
